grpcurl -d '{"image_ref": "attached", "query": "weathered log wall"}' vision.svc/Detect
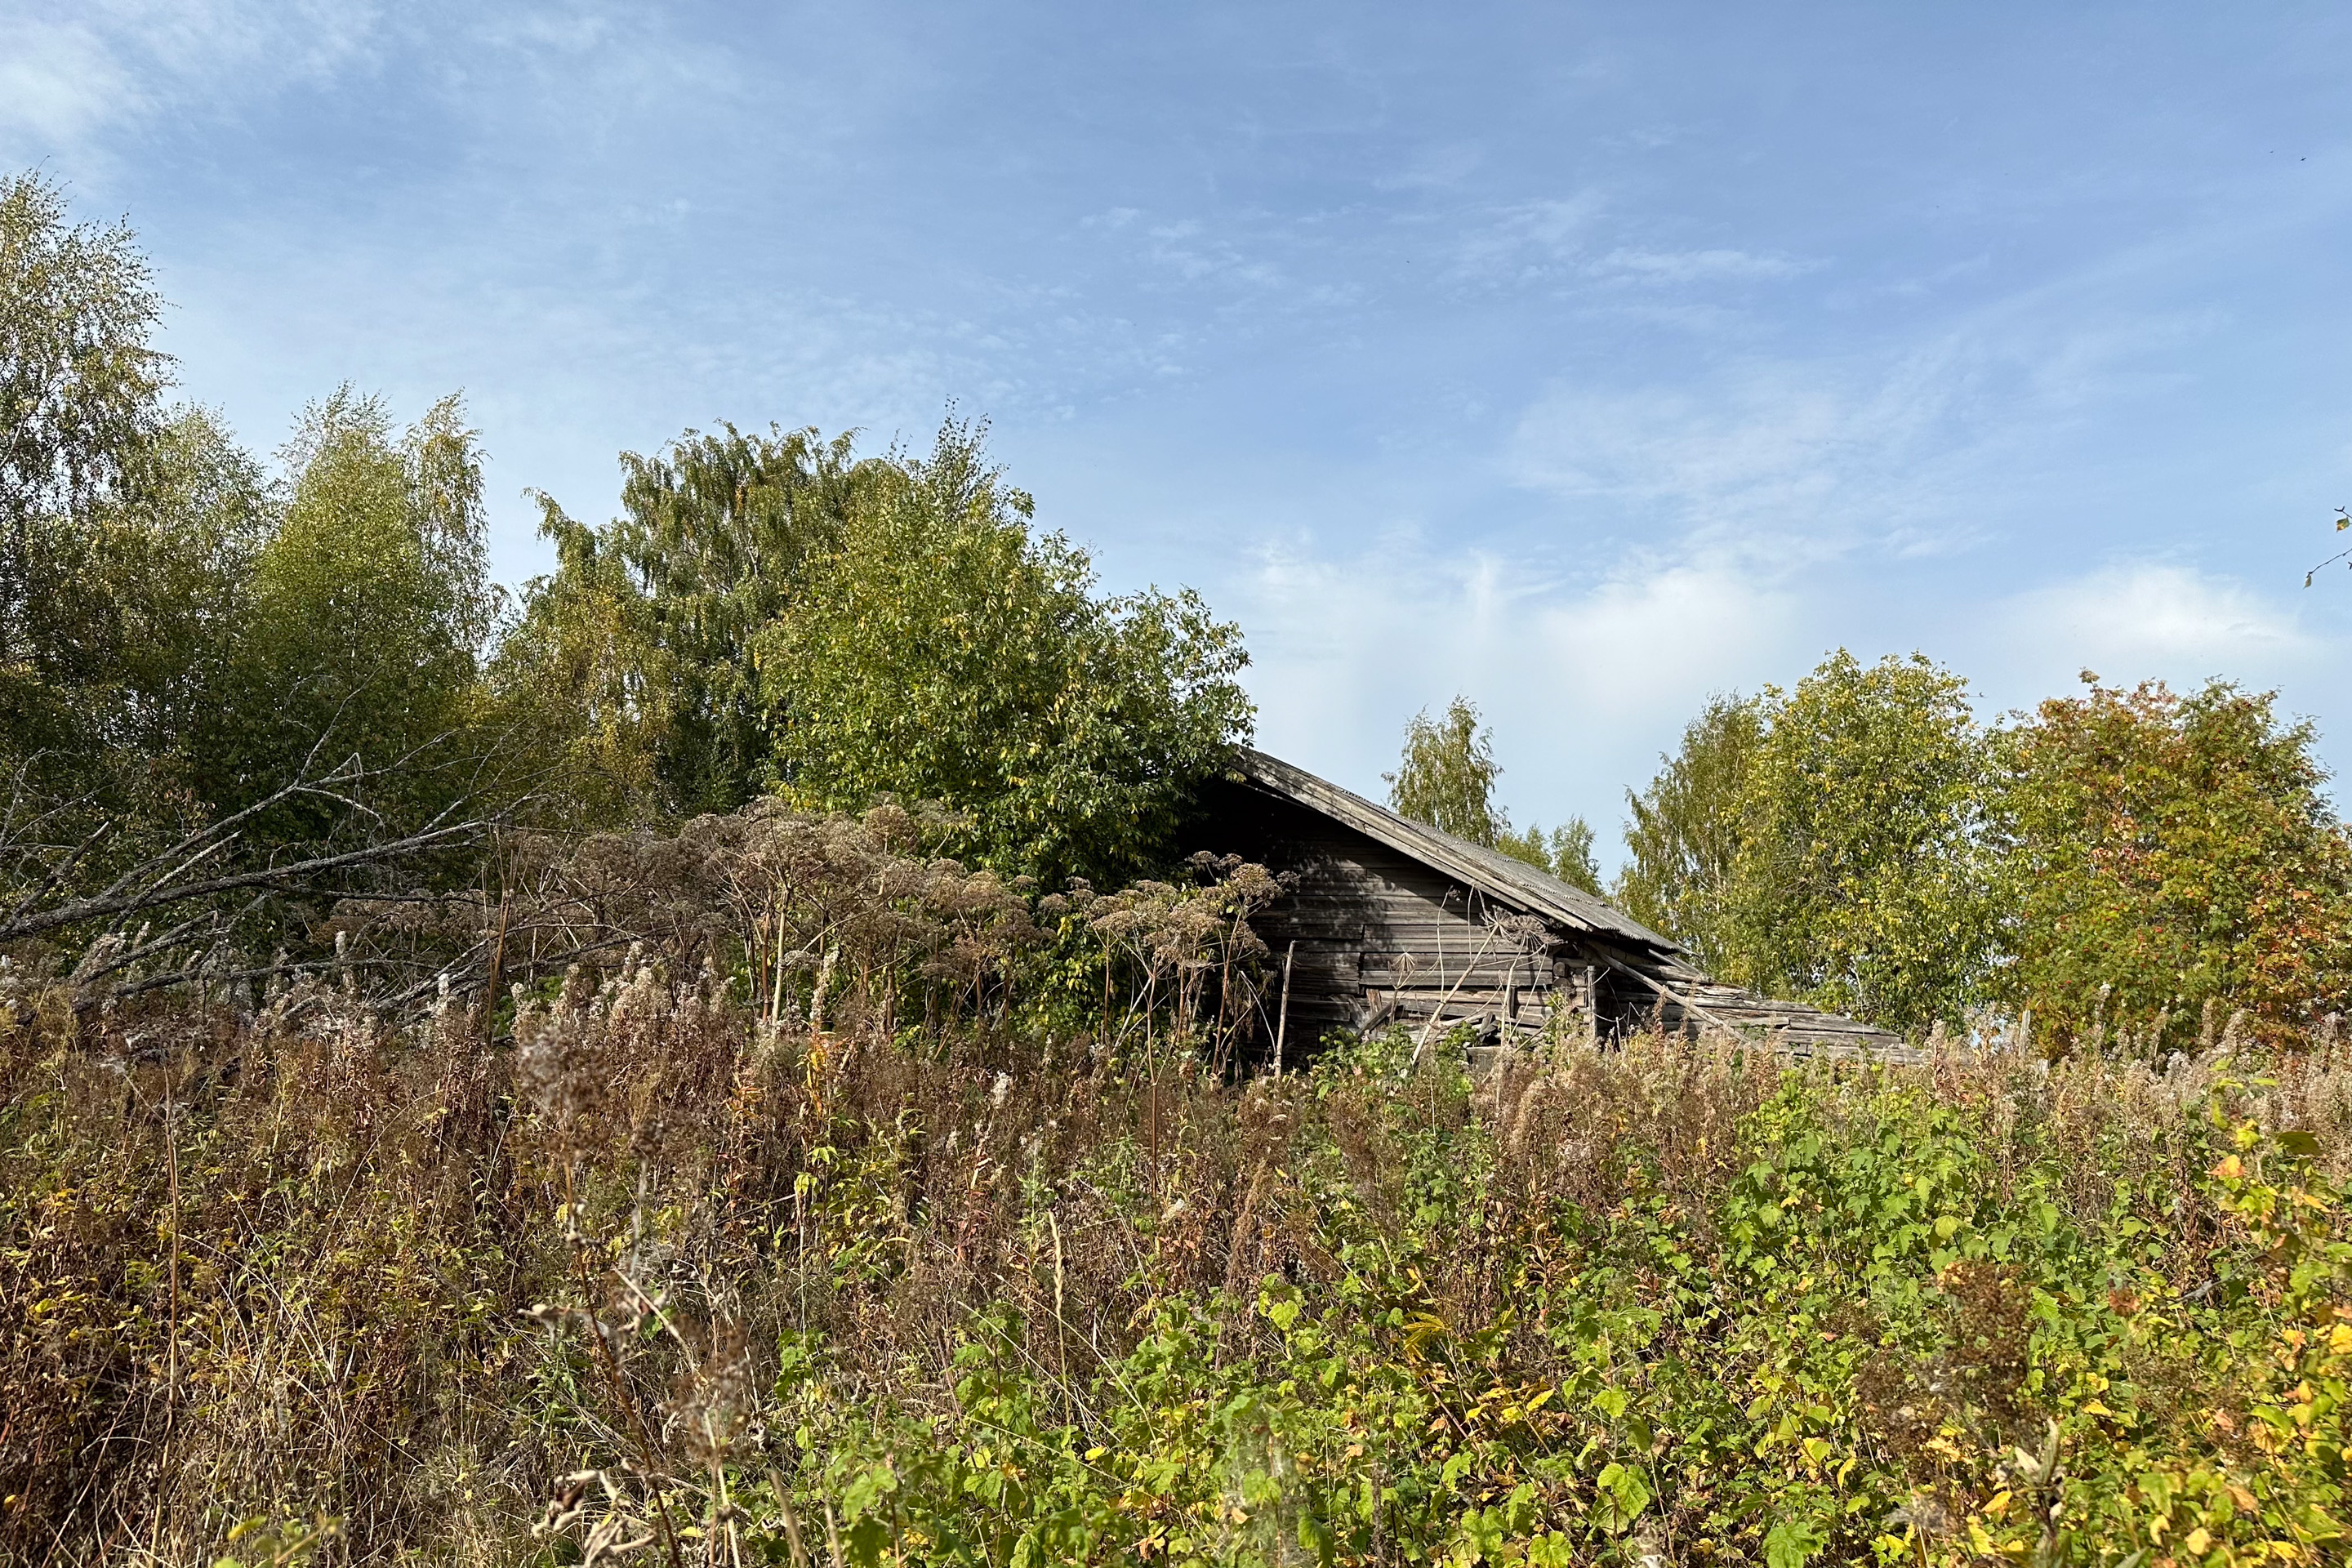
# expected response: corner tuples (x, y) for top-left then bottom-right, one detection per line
(1192, 780), (1639, 1049)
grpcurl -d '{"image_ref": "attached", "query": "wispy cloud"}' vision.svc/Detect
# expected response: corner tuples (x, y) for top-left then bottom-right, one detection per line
(0, 17), (144, 148)
(1141, 219), (1284, 289)
(1377, 140), (1486, 192)
(0, 1), (385, 158)
(1991, 563), (2317, 684)
(1447, 193), (1607, 284)
(1503, 289), (2227, 570)
(1446, 197), (1817, 296)
(1589, 247), (1813, 283)
(1507, 355), (1962, 564)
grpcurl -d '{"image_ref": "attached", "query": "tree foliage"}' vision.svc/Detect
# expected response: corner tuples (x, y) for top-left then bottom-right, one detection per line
(0, 171), (169, 677)
(0, 170), (252, 798)
(0, 167), (1257, 969)
(1718, 651), (2000, 1033)
(753, 420), (1253, 885)
(0, 175), (514, 976)
(1614, 693), (1762, 966)
(501, 422), (883, 821)
(1388, 695), (1601, 891)
(199, 390), (497, 829)
(1494, 817), (1602, 893)
(498, 416), (1250, 882)
(1997, 676), (2352, 1049)
(1623, 656), (2352, 1043)
(1387, 696), (1503, 844)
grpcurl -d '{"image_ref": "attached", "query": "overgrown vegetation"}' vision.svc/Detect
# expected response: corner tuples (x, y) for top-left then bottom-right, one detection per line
(0, 168), (1252, 1003)
(7, 830), (2352, 1563)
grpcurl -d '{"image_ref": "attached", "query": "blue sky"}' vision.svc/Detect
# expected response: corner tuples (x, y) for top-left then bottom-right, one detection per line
(9, 2), (2352, 861)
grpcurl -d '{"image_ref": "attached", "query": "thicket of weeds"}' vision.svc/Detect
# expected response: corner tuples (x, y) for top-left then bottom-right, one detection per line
(5, 813), (2352, 1566)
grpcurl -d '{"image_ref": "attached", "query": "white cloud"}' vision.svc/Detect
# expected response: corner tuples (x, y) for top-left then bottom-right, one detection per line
(1225, 532), (1802, 860)
(0, 19), (145, 147)
(1989, 563), (2316, 687)
(1513, 382), (1855, 504)
(1448, 193), (1607, 284)
(1378, 140), (1486, 192)
(1525, 564), (1802, 720)
(0, 0), (385, 158)
(1447, 198), (1817, 295)
(1143, 219), (1283, 289)
(1506, 357), (1963, 565)
(1503, 299), (2207, 567)
(1590, 247), (1812, 283)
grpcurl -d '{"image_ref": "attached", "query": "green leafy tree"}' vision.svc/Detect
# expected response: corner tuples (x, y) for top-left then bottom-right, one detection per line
(90, 409), (271, 753)
(754, 418), (1253, 884)
(1614, 694), (1763, 968)
(1389, 695), (1600, 889)
(1995, 676), (2352, 1049)
(1494, 817), (1603, 893)
(0, 170), (510, 971)
(1722, 651), (1998, 1033)
(199, 390), (497, 838)
(0, 171), (268, 822)
(501, 423), (884, 821)
(484, 507), (667, 828)
(1387, 697), (1503, 844)
(0, 171), (169, 679)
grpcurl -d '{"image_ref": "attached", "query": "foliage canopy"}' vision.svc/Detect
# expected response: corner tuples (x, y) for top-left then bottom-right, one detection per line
(1388, 695), (1601, 892)
(1719, 651), (2000, 1034)
(502, 421), (882, 820)
(754, 420), (1254, 884)
(1997, 675), (2352, 1049)
(1615, 693), (1762, 969)
(1620, 653), (2352, 1041)
(1, 173), (1254, 982)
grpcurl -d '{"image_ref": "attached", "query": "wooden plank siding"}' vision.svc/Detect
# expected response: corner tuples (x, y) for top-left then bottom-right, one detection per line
(1182, 754), (1909, 1061)
(1185, 777), (1617, 1045)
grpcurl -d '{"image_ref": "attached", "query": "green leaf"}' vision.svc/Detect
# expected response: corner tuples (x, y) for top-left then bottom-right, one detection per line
(1764, 1513), (1828, 1568)
(1592, 1462), (1652, 1534)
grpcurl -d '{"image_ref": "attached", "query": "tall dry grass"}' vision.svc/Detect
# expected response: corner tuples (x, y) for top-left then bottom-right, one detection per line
(4, 812), (2350, 1562)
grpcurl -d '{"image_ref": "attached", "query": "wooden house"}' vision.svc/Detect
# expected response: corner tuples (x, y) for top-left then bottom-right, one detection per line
(1187, 749), (1902, 1058)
